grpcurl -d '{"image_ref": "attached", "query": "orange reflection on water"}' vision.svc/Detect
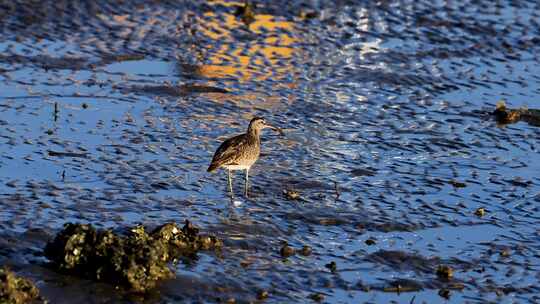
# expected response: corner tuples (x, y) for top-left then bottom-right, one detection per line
(196, 3), (298, 82)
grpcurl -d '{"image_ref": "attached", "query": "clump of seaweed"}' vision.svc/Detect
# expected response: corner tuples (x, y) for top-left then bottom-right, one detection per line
(493, 100), (540, 126)
(44, 220), (221, 293)
(0, 267), (42, 304)
(493, 100), (523, 124)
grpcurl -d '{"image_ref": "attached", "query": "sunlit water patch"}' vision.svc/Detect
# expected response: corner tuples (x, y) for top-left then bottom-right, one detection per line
(0, 0), (540, 303)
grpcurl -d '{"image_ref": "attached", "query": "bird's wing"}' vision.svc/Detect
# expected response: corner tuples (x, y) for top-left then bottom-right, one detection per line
(208, 134), (246, 170)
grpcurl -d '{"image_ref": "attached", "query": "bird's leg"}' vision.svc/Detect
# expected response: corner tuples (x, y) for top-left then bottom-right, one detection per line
(245, 169), (249, 198)
(227, 170), (234, 195)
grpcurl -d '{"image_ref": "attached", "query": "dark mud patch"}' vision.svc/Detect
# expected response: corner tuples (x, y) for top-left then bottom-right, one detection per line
(44, 221), (221, 292)
(47, 150), (88, 158)
(357, 221), (426, 233)
(0, 54), (90, 70)
(0, 229), (52, 263)
(359, 278), (466, 294)
(282, 210), (356, 227)
(363, 250), (474, 274)
(124, 84), (230, 97)
(283, 208), (425, 232)
(350, 167), (377, 177)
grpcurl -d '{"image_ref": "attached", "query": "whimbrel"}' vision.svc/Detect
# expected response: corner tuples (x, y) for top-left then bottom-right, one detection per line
(207, 117), (280, 197)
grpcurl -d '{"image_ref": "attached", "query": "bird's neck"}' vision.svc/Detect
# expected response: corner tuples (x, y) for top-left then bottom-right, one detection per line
(247, 127), (261, 141)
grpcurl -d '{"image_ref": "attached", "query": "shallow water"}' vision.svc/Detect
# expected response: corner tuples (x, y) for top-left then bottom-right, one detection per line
(1, 0), (540, 303)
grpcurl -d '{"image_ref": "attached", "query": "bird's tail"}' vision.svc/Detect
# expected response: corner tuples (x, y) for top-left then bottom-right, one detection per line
(207, 163), (220, 173)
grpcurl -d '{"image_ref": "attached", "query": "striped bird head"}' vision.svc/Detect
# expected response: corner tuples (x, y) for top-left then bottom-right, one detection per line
(248, 117), (282, 134)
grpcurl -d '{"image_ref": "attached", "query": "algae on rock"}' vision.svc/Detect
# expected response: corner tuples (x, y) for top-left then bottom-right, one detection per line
(0, 267), (42, 304)
(44, 220), (222, 293)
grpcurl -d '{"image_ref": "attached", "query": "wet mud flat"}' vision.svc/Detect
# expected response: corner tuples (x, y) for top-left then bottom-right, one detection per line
(1, 0), (540, 303)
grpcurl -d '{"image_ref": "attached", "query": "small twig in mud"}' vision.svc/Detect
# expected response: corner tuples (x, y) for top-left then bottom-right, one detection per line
(48, 150), (88, 158)
(53, 102), (59, 122)
(334, 181), (340, 199)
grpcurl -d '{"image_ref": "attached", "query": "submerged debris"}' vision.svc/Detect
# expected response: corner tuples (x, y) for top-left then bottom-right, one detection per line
(308, 293), (324, 302)
(256, 290), (269, 300)
(299, 10), (319, 20)
(325, 261), (337, 273)
(280, 243), (295, 258)
(44, 221), (221, 292)
(492, 100), (540, 126)
(48, 150), (88, 158)
(0, 267), (42, 304)
(234, 1), (255, 25)
(350, 168), (376, 177)
(283, 189), (300, 200)
(500, 248), (511, 258)
(493, 100), (523, 124)
(448, 180), (467, 188)
(474, 207), (486, 217)
(436, 265), (454, 280)
(300, 245), (312, 256)
(438, 288), (451, 299)
(365, 238), (377, 246)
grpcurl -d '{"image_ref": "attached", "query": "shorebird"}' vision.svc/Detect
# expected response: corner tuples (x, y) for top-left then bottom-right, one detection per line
(207, 117), (280, 197)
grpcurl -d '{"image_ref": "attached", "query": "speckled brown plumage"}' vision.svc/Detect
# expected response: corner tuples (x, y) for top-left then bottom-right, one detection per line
(207, 117), (279, 197)
(207, 129), (260, 173)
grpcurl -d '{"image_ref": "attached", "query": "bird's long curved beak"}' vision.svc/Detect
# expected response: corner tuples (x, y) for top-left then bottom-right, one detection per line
(265, 124), (284, 135)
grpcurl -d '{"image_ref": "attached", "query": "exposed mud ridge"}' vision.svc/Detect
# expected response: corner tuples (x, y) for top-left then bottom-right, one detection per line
(358, 277), (466, 295)
(44, 221), (221, 292)
(363, 250), (474, 274)
(124, 84), (230, 96)
(0, 267), (42, 304)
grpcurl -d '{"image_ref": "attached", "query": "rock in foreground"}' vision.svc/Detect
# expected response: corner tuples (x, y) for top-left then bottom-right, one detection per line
(44, 220), (221, 293)
(0, 267), (42, 304)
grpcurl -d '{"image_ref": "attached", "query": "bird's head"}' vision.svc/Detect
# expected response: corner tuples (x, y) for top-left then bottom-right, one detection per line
(248, 117), (282, 134)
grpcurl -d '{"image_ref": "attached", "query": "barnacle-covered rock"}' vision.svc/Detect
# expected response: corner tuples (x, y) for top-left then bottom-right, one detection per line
(0, 267), (42, 304)
(44, 220), (221, 292)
